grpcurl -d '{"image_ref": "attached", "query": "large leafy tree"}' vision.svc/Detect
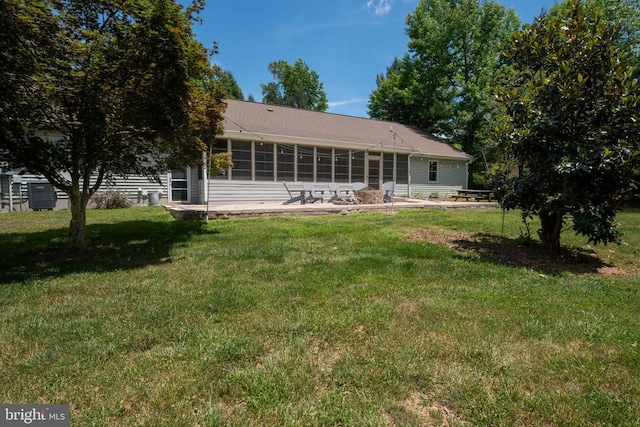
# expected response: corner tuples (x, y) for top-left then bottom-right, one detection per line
(368, 54), (451, 130)
(0, 0), (225, 251)
(212, 64), (244, 100)
(494, 0), (640, 251)
(261, 59), (329, 111)
(369, 0), (519, 185)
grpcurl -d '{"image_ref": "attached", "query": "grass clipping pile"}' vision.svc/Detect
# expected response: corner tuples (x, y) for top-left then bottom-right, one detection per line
(407, 227), (626, 276)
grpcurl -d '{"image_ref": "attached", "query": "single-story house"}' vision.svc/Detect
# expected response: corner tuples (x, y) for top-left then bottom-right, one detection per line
(1, 99), (473, 211)
(185, 99), (473, 205)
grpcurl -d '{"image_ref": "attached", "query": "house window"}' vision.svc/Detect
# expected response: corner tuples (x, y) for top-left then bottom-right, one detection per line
(297, 146), (314, 181)
(316, 147), (332, 182)
(334, 149), (349, 182)
(231, 141), (252, 180)
(351, 151), (365, 182)
(396, 154), (409, 184)
(428, 161), (438, 182)
(255, 142), (274, 181)
(276, 144), (295, 181)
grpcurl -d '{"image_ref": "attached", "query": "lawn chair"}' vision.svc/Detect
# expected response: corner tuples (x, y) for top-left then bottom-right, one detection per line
(382, 181), (395, 203)
(352, 182), (367, 192)
(282, 182), (305, 205)
(301, 182), (323, 204)
(328, 183), (343, 202)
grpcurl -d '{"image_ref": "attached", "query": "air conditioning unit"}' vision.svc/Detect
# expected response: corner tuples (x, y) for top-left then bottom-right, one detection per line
(28, 182), (57, 210)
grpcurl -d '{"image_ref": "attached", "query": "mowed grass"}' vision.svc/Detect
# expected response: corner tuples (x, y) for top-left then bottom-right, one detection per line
(1, 206), (639, 426)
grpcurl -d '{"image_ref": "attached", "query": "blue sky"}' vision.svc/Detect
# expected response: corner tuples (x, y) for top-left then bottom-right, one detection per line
(194, 1), (558, 118)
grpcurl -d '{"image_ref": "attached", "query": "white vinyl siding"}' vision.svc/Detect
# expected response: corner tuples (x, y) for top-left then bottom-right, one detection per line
(409, 157), (468, 197)
(206, 180), (410, 206)
(1, 170), (168, 211)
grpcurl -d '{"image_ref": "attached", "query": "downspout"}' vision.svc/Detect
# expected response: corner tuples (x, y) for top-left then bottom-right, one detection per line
(202, 150), (208, 205)
(204, 146), (211, 222)
(9, 172), (14, 212)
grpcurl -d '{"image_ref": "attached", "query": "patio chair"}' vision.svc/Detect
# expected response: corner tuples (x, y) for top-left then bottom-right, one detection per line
(301, 182), (323, 204)
(352, 182), (367, 192)
(328, 183), (344, 202)
(382, 181), (395, 203)
(282, 182), (305, 205)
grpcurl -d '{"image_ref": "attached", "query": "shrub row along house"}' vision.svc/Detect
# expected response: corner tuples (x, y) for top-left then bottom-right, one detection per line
(0, 99), (472, 211)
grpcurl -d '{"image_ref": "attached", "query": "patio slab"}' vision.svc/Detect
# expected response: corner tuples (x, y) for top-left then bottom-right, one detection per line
(165, 199), (499, 220)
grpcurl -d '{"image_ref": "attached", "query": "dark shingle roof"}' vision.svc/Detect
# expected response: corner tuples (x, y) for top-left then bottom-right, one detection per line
(222, 99), (472, 160)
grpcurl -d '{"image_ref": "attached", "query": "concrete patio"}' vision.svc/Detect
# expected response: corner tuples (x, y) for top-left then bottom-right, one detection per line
(165, 198), (499, 220)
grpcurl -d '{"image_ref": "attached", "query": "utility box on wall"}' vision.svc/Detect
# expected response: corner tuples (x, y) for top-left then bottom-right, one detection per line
(28, 182), (57, 210)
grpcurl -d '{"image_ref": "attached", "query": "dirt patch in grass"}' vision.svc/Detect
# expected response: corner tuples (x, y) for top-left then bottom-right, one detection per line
(407, 228), (626, 276)
(311, 345), (342, 373)
(402, 391), (460, 426)
(383, 391), (464, 426)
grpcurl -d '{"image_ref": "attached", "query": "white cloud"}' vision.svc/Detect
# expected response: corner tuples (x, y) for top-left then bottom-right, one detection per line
(328, 98), (369, 110)
(366, 0), (392, 16)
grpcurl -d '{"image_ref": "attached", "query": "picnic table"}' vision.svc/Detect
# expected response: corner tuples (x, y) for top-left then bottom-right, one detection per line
(452, 189), (494, 202)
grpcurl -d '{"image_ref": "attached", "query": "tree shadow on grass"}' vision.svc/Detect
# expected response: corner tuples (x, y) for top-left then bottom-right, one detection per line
(408, 229), (621, 276)
(0, 219), (217, 284)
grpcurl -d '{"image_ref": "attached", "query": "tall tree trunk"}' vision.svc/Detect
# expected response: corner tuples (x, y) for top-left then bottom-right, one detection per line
(68, 188), (90, 252)
(538, 210), (564, 252)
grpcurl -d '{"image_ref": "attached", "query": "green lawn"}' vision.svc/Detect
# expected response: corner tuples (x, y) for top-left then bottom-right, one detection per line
(1, 206), (639, 426)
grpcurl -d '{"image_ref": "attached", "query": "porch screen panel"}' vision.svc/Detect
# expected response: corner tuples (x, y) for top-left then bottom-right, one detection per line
(213, 139), (228, 153)
(383, 153), (394, 182)
(231, 141), (252, 180)
(316, 147), (332, 182)
(396, 154), (409, 184)
(297, 146), (314, 181)
(351, 151), (365, 182)
(276, 144), (295, 181)
(255, 142), (274, 181)
(334, 149), (349, 182)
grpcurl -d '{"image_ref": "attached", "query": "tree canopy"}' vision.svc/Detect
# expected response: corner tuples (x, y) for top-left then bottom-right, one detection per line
(261, 59), (329, 111)
(212, 64), (244, 100)
(0, 0), (225, 250)
(368, 54), (447, 130)
(494, 0), (640, 251)
(369, 0), (519, 186)
(550, 0), (640, 70)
